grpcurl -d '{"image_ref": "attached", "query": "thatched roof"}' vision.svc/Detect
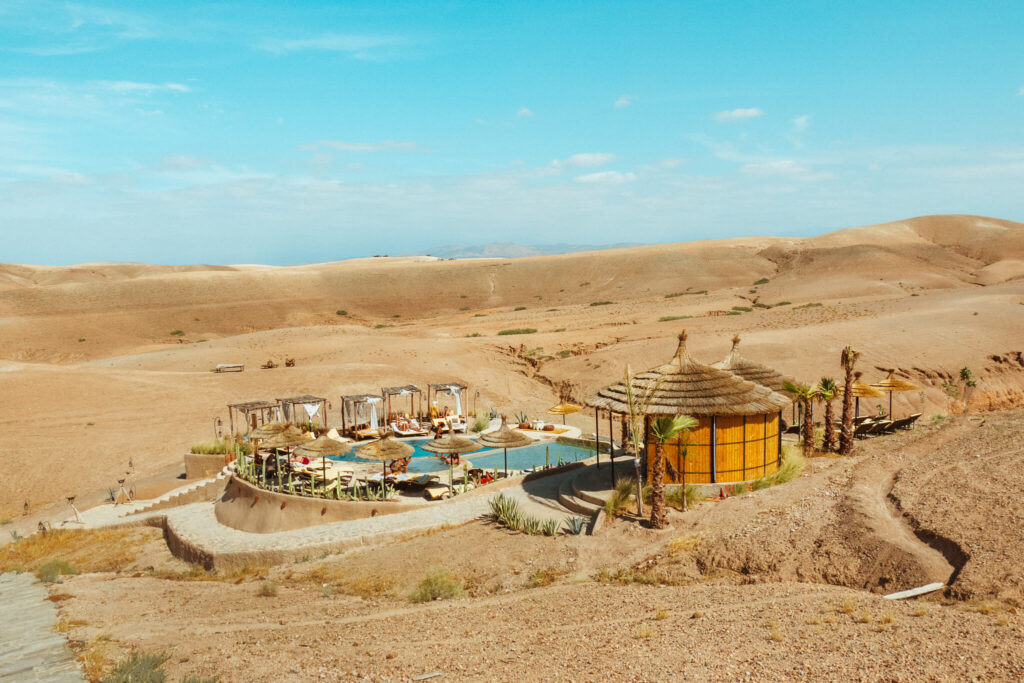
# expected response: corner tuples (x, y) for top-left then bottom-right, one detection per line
(228, 400), (277, 412)
(382, 384), (422, 396)
(355, 435), (415, 462)
(477, 417), (535, 449)
(547, 401), (582, 416)
(586, 331), (792, 416)
(429, 382), (467, 392)
(260, 425), (309, 449)
(276, 395), (326, 405)
(420, 434), (481, 455)
(712, 336), (796, 397)
(249, 421), (289, 439)
(294, 434), (353, 457)
(871, 371), (919, 393)
(839, 379), (885, 398)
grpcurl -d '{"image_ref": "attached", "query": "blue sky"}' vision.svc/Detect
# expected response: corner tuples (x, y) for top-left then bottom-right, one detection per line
(1, 1), (1022, 265)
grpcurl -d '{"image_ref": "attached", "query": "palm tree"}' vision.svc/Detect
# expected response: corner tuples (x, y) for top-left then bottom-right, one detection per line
(649, 415), (697, 526)
(622, 366), (663, 517)
(839, 346), (860, 455)
(783, 381), (818, 456)
(818, 377), (838, 453)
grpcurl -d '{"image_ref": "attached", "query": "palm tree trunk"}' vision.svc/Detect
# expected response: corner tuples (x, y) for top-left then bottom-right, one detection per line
(822, 399), (836, 452)
(801, 397), (815, 456)
(650, 441), (667, 528)
(839, 354), (855, 455)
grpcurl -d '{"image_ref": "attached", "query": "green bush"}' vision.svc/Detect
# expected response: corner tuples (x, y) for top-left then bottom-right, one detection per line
(794, 302), (822, 309)
(774, 301), (791, 306)
(37, 559), (76, 583)
(497, 328), (537, 336)
(374, 324), (393, 329)
(589, 301), (613, 306)
(335, 309), (347, 316)
(726, 311), (741, 316)
(169, 330), (184, 336)
(514, 306), (527, 311)
(190, 438), (252, 455)
(472, 416), (489, 432)
(409, 568), (464, 603)
(604, 478), (636, 516)
(753, 278), (770, 285)
(732, 306), (752, 312)
(557, 349), (572, 358)
(102, 651), (169, 683)
(659, 315), (692, 322)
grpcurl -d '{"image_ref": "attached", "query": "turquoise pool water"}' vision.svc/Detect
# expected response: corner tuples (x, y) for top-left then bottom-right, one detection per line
(329, 437), (594, 473)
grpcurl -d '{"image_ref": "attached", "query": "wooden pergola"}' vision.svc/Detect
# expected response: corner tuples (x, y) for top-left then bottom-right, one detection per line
(381, 384), (423, 421)
(426, 382), (468, 417)
(276, 394), (328, 429)
(227, 400), (279, 434)
(340, 393), (385, 439)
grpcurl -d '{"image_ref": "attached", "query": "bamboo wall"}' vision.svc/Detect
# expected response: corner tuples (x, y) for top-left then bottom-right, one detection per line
(647, 413), (780, 484)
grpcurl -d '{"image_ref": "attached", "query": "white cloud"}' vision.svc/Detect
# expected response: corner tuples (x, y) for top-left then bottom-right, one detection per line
(641, 157), (684, 171)
(553, 153), (618, 168)
(517, 107), (533, 117)
(614, 94), (633, 109)
(741, 159), (833, 181)
(257, 33), (401, 58)
(298, 140), (419, 152)
(792, 114), (811, 131)
(715, 107), (764, 121)
(1019, 85), (1024, 95)
(573, 171), (636, 184)
(95, 81), (190, 93)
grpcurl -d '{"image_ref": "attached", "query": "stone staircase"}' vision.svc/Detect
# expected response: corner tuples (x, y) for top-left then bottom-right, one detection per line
(126, 466), (232, 517)
(556, 457), (633, 516)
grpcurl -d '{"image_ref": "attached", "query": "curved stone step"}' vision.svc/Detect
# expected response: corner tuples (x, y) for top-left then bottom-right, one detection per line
(557, 476), (601, 516)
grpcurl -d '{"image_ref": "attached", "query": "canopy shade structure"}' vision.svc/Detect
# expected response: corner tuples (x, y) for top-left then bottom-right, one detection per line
(226, 400), (280, 434)
(871, 371), (920, 418)
(477, 417), (534, 476)
(356, 435), (415, 478)
(426, 382), (468, 419)
(381, 384), (423, 422)
(586, 330), (789, 486)
(586, 331), (792, 417)
(276, 395), (328, 429)
(546, 401), (582, 424)
(341, 394), (386, 439)
(712, 336), (796, 397)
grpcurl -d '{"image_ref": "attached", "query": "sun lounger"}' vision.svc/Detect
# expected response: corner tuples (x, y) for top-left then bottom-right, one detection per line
(391, 473), (436, 489)
(423, 483), (451, 500)
(354, 426), (381, 440)
(391, 421), (428, 437)
(900, 413), (922, 430)
(853, 420), (876, 439)
(447, 416), (468, 433)
(431, 418), (451, 433)
(876, 420), (895, 434)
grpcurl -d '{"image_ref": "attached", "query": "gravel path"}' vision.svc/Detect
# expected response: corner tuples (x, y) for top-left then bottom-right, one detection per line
(0, 572), (83, 682)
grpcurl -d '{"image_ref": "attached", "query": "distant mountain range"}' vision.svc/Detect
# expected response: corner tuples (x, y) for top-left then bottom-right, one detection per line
(409, 242), (644, 259)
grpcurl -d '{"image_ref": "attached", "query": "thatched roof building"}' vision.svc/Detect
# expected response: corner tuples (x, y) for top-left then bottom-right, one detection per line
(712, 336), (795, 397)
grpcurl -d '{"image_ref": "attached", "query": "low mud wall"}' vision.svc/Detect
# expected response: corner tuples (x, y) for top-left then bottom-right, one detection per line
(184, 453), (227, 480)
(214, 476), (428, 534)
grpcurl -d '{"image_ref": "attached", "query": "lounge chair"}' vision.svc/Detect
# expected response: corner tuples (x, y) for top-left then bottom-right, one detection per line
(875, 420), (895, 434)
(431, 418), (451, 433)
(423, 483), (451, 500)
(853, 420), (876, 439)
(391, 421), (428, 437)
(353, 425), (381, 440)
(447, 416), (468, 433)
(900, 413), (923, 430)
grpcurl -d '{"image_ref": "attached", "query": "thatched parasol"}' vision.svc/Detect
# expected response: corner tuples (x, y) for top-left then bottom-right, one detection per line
(421, 434), (481, 496)
(546, 401), (582, 424)
(249, 421), (289, 440)
(838, 373), (885, 418)
(587, 331), (792, 416)
(712, 336), (796, 397)
(477, 417), (534, 476)
(356, 435), (416, 477)
(871, 371), (919, 419)
(260, 425), (308, 449)
(295, 435), (354, 481)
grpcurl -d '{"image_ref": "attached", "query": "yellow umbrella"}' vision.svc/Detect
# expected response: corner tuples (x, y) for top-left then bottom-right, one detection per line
(871, 371), (919, 419)
(838, 375), (885, 418)
(546, 401), (582, 424)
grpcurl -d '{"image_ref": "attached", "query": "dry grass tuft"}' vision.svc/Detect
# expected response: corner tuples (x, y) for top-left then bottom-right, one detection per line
(996, 614), (1010, 626)
(879, 610), (895, 624)
(634, 625), (653, 639)
(1, 527), (148, 575)
(665, 534), (702, 556)
(77, 635), (111, 681)
(839, 599), (856, 614)
(913, 604), (929, 617)
(855, 611), (873, 624)
(654, 607), (669, 621)
(691, 611), (703, 619)
(257, 580), (279, 597)
(527, 566), (567, 589)
(338, 574), (398, 599)
(769, 627), (784, 642)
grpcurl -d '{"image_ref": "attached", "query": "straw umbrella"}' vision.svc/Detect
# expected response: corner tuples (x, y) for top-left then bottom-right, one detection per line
(294, 434), (354, 483)
(355, 434), (415, 479)
(259, 425), (308, 489)
(249, 421), (289, 440)
(421, 434), (481, 496)
(871, 371), (919, 419)
(476, 417), (534, 477)
(838, 374), (885, 419)
(546, 401), (582, 425)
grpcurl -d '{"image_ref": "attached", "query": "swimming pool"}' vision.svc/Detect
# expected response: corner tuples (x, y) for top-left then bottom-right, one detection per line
(329, 437), (595, 473)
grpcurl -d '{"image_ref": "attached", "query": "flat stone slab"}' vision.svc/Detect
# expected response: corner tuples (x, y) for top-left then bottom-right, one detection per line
(0, 572), (83, 682)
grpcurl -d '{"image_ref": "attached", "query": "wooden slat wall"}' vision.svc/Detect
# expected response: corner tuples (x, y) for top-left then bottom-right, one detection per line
(648, 413), (782, 485)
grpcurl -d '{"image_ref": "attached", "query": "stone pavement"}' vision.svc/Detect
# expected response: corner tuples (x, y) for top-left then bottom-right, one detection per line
(0, 572), (83, 682)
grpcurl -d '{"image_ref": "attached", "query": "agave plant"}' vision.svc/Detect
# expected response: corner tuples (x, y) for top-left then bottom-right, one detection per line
(541, 519), (560, 537)
(521, 517), (541, 535)
(564, 516), (588, 535)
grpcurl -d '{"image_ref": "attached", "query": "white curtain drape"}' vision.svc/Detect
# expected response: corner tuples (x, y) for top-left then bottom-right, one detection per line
(302, 403), (320, 419)
(447, 385), (462, 416)
(368, 397), (382, 430)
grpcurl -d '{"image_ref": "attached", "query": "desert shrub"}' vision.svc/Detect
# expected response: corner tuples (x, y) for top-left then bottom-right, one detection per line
(102, 651), (169, 683)
(409, 568), (464, 603)
(190, 438), (251, 455)
(664, 292), (684, 298)
(659, 315), (693, 322)
(552, 327), (566, 332)
(37, 559), (76, 583)
(514, 306), (527, 311)
(604, 478), (636, 516)
(541, 519), (560, 536)
(931, 413), (947, 424)
(180, 677), (218, 683)
(725, 311), (741, 316)
(465, 332), (481, 338)
(527, 566), (565, 587)
(78, 338), (86, 342)
(795, 302), (822, 309)
(750, 476), (773, 491)
(335, 309), (347, 316)
(664, 485), (706, 510)
(752, 302), (769, 309)
(589, 301), (613, 306)
(2, 528), (148, 576)
(732, 306), (752, 312)
(753, 278), (770, 285)
(169, 330), (184, 336)
(732, 482), (748, 495)
(556, 349), (572, 358)
(474, 313), (487, 317)
(774, 301), (791, 306)
(472, 416), (489, 432)
(497, 328), (537, 336)
(257, 580), (278, 597)
(773, 448), (805, 484)
(564, 516), (588, 535)
(374, 324), (393, 329)
(337, 574), (397, 599)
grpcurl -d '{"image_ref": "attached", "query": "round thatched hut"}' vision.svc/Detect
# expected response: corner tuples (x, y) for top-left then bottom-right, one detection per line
(712, 336), (794, 396)
(587, 331), (792, 485)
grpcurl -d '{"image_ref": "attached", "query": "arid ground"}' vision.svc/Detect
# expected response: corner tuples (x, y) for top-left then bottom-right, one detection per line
(3, 213), (1024, 680)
